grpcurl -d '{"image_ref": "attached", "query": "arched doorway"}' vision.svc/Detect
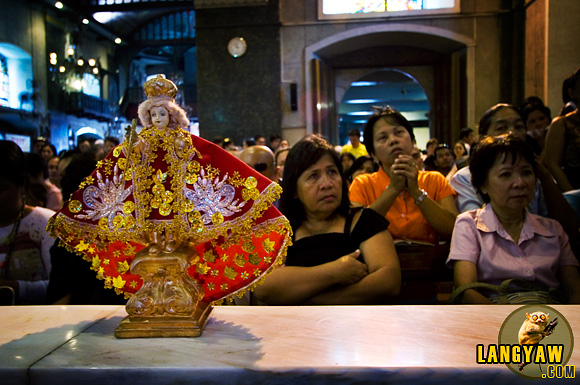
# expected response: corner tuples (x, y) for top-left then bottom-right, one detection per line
(338, 69), (430, 149)
(305, 25), (475, 146)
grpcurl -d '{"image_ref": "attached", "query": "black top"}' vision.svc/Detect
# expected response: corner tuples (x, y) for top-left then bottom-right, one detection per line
(285, 208), (390, 267)
(46, 243), (127, 305)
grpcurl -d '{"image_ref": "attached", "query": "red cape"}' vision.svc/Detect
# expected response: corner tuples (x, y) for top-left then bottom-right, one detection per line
(49, 128), (291, 303)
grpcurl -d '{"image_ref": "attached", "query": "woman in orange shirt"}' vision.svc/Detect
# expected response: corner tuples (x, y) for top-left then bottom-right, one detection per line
(349, 107), (458, 244)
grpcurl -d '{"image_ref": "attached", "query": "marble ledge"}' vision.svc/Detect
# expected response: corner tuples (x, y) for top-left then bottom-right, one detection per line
(1, 305), (579, 385)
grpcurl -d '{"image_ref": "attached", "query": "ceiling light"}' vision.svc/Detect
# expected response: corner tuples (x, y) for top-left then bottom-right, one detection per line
(55, 2), (64, 9)
(350, 81), (377, 87)
(93, 12), (124, 24)
(347, 111), (374, 116)
(345, 99), (380, 104)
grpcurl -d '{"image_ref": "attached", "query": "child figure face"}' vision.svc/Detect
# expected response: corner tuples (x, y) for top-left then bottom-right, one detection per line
(150, 106), (170, 130)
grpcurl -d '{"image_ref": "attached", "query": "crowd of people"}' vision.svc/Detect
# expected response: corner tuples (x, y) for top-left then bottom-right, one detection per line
(1, 66), (580, 306)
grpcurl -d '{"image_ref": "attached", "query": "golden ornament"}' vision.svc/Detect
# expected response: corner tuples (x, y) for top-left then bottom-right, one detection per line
(68, 200), (83, 213)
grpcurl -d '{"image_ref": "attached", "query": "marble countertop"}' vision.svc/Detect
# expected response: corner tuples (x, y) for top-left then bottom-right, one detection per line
(1, 305), (578, 384)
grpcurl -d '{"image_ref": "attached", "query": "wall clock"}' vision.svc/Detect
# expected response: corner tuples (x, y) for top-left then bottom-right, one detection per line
(227, 37), (247, 58)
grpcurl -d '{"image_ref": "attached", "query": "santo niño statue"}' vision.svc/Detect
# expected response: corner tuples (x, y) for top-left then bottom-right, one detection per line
(48, 75), (291, 336)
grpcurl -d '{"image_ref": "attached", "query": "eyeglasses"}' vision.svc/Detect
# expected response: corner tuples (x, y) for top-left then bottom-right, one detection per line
(253, 162), (269, 172)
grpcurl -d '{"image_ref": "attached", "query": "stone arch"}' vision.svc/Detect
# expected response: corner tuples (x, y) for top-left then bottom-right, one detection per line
(305, 24), (476, 137)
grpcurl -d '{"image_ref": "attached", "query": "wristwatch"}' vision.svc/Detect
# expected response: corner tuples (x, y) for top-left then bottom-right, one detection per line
(414, 189), (428, 205)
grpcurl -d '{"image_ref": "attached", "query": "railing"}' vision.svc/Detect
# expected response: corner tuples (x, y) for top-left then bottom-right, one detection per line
(64, 92), (111, 121)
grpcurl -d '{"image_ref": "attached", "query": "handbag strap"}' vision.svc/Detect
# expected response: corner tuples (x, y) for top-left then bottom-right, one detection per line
(449, 281), (501, 304)
(450, 278), (555, 304)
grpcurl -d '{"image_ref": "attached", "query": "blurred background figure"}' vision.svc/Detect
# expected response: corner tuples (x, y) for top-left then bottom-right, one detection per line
(222, 137), (239, 152)
(453, 141), (467, 159)
(0, 140), (55, 305)
(255, 135), (267, 146)
(347, 155), (377, 186)
(47, 156), (61, 189)
(279, 139), (290, 150)
(458, 127), (475, 154)
(434, 143), (454, 179)
(275, 148), (289, 184)
(46, 152), (126, 305)
(103, 136), (120, 156)
(32, 137), (47, 155)
(238, 145), (277, 181)
(411, 144), (425, 171)
(25, 152), (62, 211)
(452, 141), (470, 174)
(270, 134), (281, 152)
(423, 137), (439, 171)
(243, 137), (256, 148)
(78, 139), (92, 153)
(560, 70), (578, 116)
(40, 143), (57, 162)
(339, 152), (356, 177)
(545, 66), (580, 192)
(340, 128), (368, 159)
(520, 96), (551, 156)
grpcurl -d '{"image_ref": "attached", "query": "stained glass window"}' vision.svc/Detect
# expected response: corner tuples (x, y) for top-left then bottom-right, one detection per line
(0, 54), (9, 107)
(320, 0), (457, 18)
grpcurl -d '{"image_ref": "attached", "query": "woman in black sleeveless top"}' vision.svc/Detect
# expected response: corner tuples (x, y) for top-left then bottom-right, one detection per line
(254, 135), (400, 305)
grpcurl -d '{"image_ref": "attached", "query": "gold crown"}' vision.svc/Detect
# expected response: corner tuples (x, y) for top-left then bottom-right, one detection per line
(143, 75), (178, 99)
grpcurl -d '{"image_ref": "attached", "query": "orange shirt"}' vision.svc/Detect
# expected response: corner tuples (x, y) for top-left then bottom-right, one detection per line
(349, 168), (456, 244)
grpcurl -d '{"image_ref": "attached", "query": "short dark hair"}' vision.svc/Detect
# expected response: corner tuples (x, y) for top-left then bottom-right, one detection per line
(434, 143), (451, 158)
(469, 134), (536, 203)
(348, 129), (360, 137)
(459, 127), (473, 140)
(521, 102), (551, 126)
(563, 66), (580, 104)
(362, 106), (415, 157)
(274, 147), (289, 165)
(453, 141), (467, 154)
(60, 152), (97, 198)
(426, 138), (439, 149)
(104, 136), (120, 146)
(478, 104), (520, 136)
(40, 143), (57, 157)
(25, 152), (49, 179)
(347, 155), (377, 181)
(339, 151), (356, 163)
(0, 140), (28, 187)
(280, 135), (349, 230)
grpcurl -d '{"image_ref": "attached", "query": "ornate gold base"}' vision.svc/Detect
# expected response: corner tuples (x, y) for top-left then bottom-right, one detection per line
(114, 302), (213, 338)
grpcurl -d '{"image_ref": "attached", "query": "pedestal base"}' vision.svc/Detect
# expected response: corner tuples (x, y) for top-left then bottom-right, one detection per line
(114, 302), (213, 338)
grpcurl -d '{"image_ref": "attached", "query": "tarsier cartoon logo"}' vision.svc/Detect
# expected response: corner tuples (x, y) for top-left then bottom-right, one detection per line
(517, 311), (558, 372)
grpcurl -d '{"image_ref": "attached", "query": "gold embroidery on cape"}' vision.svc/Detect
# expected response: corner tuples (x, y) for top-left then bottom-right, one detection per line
(48, 125), (291, 302)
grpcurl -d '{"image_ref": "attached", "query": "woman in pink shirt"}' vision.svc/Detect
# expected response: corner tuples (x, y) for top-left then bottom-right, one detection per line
(447, 134), (580, 303)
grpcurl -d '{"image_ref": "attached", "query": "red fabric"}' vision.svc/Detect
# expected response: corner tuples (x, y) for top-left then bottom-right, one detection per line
(49, 132), (291, 303)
